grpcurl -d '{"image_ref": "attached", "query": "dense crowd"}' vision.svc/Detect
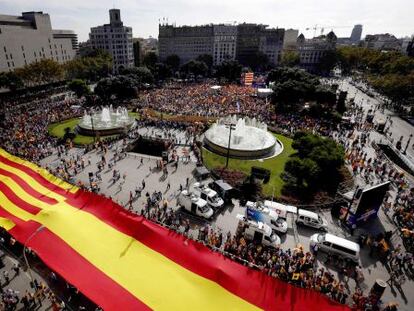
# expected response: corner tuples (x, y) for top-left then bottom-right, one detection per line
(0, 95), (83, 161)
(136, 84), (273, 119)
(1, 79), (413, 310)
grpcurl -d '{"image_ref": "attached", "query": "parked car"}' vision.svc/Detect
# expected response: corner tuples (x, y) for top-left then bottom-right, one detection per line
(310, 233), (360, 262)
(296, 209), (328, 231)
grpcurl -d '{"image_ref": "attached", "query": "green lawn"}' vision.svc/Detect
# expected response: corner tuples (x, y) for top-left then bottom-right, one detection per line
(48, 112), (139, 145)
(202, 133), (295, 198)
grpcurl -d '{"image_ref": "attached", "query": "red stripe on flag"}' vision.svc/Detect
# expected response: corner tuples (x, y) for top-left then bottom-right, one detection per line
(72, 191), (349, 311)
(0, 168), (58, 205)
(0, 181), (42, 215)
(0, 154), (77, 199)
(8, 226), (151, 311)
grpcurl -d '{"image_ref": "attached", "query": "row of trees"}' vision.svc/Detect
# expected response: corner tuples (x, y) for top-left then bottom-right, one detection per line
(335, 47), (414, 106)
(0, 50), (112, 91)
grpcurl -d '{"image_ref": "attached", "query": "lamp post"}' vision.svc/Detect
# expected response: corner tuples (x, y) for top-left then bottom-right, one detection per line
(404, 134), (413, 154)
(23, 225), (45, 284)
(90, 110), (96, 143)
(225, 123), (236, 169)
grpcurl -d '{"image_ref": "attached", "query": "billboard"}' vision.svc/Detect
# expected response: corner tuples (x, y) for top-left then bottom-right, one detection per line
(347, 181), (390, 225)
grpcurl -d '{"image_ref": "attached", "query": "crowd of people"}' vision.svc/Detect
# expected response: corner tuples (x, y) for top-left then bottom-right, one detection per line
(0, 95), (83, 162)
(136, 84), (273, 119)
(0, 78), (413, 310)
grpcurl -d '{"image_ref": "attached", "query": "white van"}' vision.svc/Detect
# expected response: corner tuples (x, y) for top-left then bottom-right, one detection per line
(264, 200), (297, 219)
(296, 209), (328, 231)
(245, 201), (288, 234)
(193, 183), (224, 209)
(177, 190), (214, 219)
(310, 233), (360, 262)
(237, 216), (281, 249)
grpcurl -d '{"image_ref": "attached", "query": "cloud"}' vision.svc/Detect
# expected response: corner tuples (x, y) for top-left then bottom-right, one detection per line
(1, 0), (413, 41)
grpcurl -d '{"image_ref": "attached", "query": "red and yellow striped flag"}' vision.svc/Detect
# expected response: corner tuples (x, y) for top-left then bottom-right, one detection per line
(0, 148), (349, 311)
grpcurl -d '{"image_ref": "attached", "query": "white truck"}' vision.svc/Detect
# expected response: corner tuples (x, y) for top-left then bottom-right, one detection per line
(237, 215), (281, 249)
(245, 201), (288, 234)
(177, 190), (214, 219)
(193, 182), (224, 210)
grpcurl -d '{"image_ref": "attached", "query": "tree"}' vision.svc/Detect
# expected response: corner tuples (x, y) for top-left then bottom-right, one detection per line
(196, 54), (214, 74)
(180, 60), (208, 79)
(281, 51), (300, 67)
(65, 49), (112, 81)
(0, 72), (23, 91)
(119, 66), (154, 84)
(165, 54), (181, 72)
(95, 75), (138, 102)
(15, 59), (64, 86)
(153, 63), (173, 81)
(244, 51), (269, 72)
(317, 50), (339, 75)
(142, 52), (158, 70)
(283, 132), (345, 199)
(215, 60), (242, 83)
(68, 79), (91, 98)
(133, 40), (142, 66)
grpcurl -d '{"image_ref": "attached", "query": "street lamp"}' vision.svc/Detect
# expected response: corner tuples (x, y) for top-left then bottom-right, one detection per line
(23, 225), (45, 285)
(404, 134), (413, 154)
(90, 110), (96, 143)
(225, 123), (236, 169)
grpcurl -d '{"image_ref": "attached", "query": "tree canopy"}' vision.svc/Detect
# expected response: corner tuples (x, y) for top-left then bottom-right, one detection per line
(283, 132), (345, 199)
(337, 46), (414, 105)
(267, 67), (337, 113)
(67, 79), (91, 98)
(215, 60), (242, 83)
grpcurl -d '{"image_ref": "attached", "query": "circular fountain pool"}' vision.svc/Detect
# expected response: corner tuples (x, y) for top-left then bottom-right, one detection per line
(203, 116), (283, 160)
(77, 105), (136, 136)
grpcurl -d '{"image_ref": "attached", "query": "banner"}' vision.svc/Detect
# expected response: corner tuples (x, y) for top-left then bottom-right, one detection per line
(0, 148), (349, 311)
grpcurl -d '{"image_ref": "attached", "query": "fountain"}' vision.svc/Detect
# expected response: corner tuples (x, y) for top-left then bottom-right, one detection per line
(203, 116), (283, 159)
(77, 106), (136, 136)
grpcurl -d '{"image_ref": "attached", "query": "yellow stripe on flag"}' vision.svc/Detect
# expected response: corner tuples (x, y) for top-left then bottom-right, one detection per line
(0, 217), (15, 230)
(0, 162), (66, 203)
(0, 149), (78, 194)
(0, 154), (260, 310)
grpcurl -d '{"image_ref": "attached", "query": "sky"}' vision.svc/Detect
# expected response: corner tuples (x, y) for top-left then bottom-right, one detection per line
(1, 0), (413, 42)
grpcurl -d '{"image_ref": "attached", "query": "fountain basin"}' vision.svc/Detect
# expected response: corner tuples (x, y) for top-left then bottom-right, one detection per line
(203, 116), (283, 160)
(77, 106), (136, 136)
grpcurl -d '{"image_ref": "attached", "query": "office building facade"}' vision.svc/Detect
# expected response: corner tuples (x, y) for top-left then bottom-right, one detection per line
(296, 31), (337, 72)
(236, 23), (284, 66)
(158, 24), (215, 65)
(158, 23), (284, 67)
(0, 11), (77, 72)
(350, 24), (363, 43)
(89, 9), (134, 73)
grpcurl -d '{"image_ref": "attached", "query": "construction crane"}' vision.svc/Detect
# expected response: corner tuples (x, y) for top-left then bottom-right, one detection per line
(305, 25), (351, 37)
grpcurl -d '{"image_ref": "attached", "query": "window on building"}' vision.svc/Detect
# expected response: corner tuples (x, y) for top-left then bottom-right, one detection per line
(23, 53), (25, 58)
(21, 46), (24, 51)
(34, 51), (36, 57)
(3, 46), (6, 53)
(5, 54), (8, 60)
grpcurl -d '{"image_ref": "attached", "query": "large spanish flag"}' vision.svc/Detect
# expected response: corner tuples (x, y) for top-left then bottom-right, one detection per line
(0, 148), (349, 311)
